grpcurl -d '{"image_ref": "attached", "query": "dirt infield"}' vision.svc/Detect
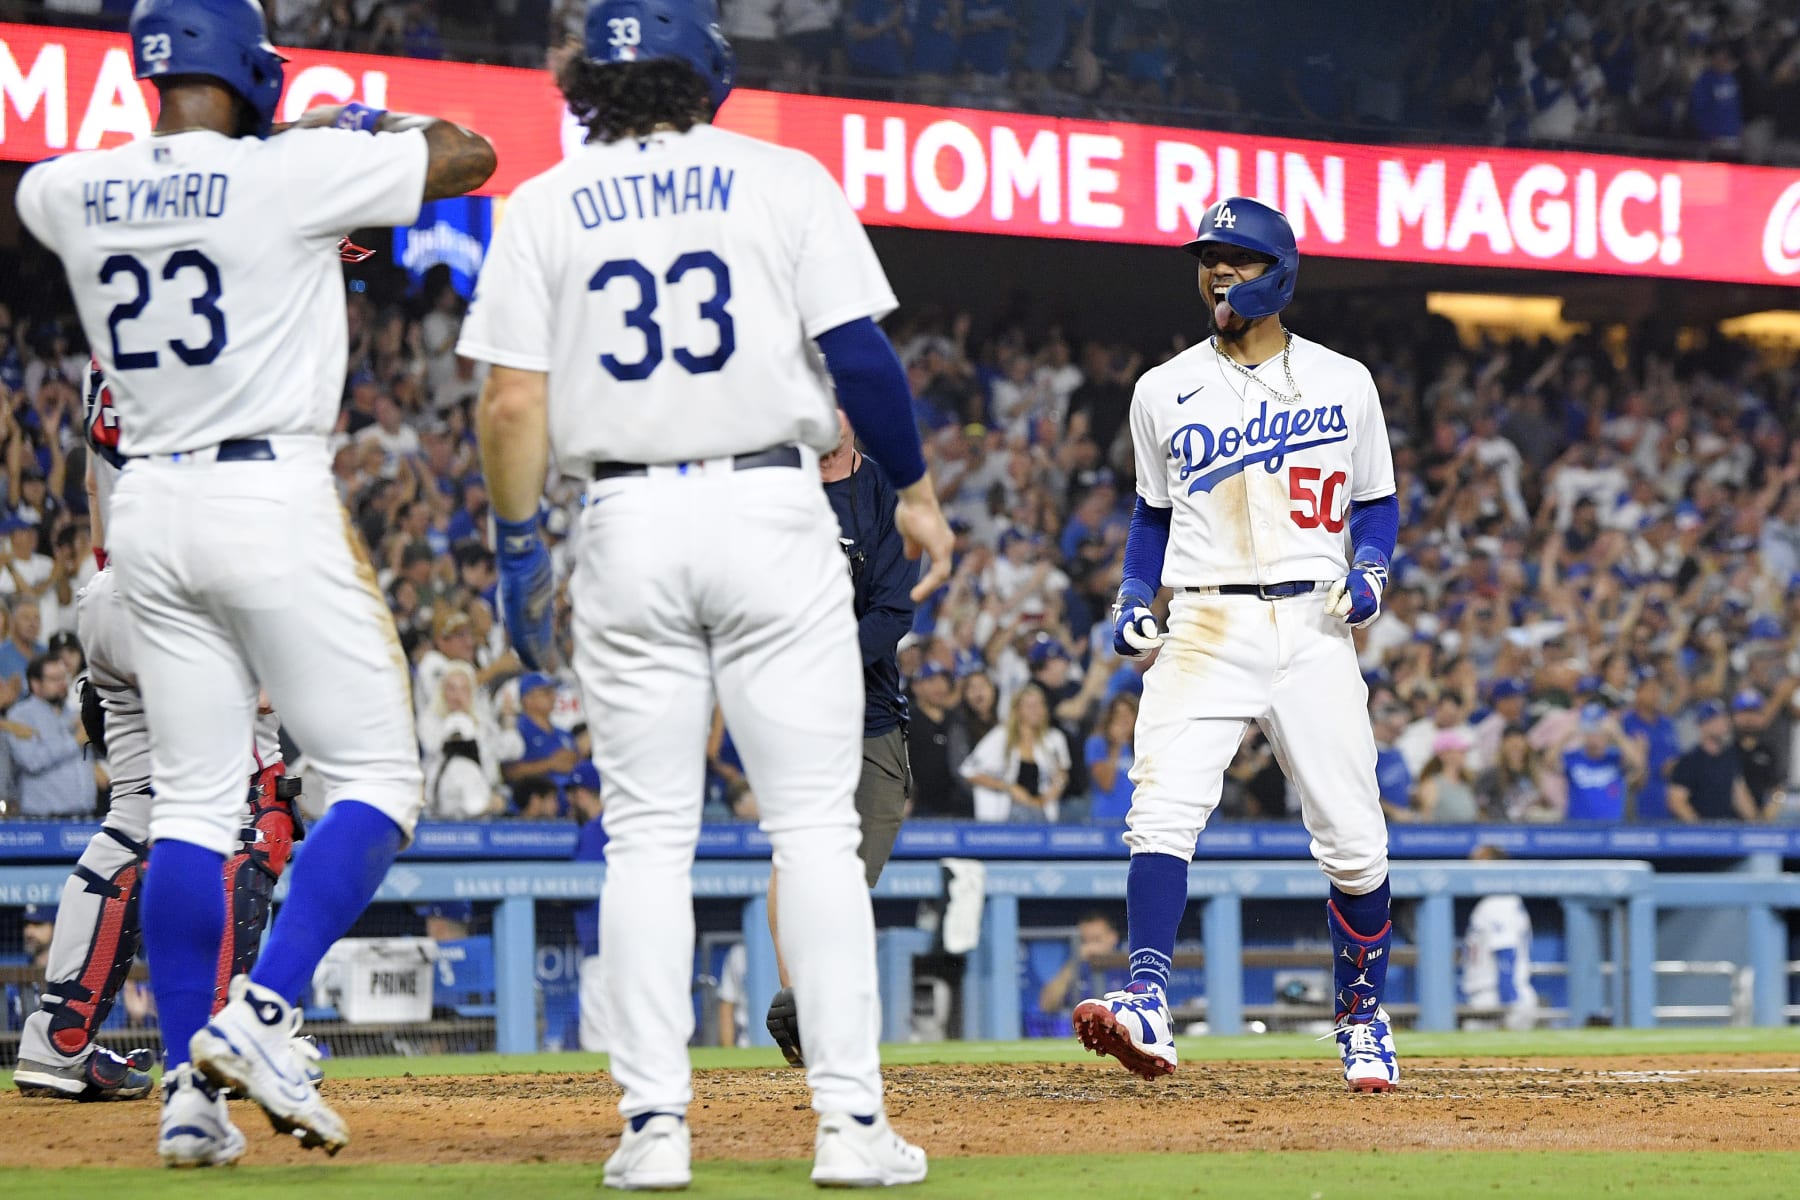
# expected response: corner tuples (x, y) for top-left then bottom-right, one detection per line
(7, 1055), (1799, 1168)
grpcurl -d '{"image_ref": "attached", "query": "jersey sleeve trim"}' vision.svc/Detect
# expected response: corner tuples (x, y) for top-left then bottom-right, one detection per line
(454, 341), (551, 373)
(801, 293), (899, 341)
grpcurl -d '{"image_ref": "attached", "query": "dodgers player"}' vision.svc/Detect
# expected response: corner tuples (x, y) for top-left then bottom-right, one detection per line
(14, 359), (309, 1108)
(1072, 198), (1403, 1092)
(16, 0), (494, 1164)
(459, 1), (950, 1188)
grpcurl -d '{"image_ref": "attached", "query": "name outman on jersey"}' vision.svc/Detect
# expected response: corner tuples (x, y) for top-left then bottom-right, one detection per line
(1070, 197), (1405, 1098)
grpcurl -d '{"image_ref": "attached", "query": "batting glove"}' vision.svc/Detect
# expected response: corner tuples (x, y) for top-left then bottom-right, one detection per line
(1325, 550), (1389, 629)
(1111, 579), (1165, 657)
(496, 514), (557, 671)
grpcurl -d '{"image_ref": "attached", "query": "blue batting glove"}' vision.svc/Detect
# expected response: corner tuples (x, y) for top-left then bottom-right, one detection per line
(1111, 578), (1164, 657)
(496, 514), (556, 670)
(1325, 548), (1389, 629)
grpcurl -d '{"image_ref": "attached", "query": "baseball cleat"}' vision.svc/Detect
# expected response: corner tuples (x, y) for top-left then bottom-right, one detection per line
(811, 1110), (928, 1188)
(1334, 1007), (1400, 1092)
(603, 1112), (691, 1191)
(291, 1034), (325, 1087)
(15, 1045), (155, 1101)
(765, 987), (805, 1068)
(1073, 982), (1177, 1081)
(158, 1063), (247, 1168)
(190, 975), (349, 1155)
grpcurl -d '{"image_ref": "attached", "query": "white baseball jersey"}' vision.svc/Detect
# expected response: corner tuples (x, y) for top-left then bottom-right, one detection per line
(456, 123), (896, 470)
(1461, 894), (1537, 1011)
(1130, 336), (1395, 587)
(16, 128), (427, 456)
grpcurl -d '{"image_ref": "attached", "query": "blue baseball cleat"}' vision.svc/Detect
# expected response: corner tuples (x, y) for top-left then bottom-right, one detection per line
(1334, 1007), (1400, 1092)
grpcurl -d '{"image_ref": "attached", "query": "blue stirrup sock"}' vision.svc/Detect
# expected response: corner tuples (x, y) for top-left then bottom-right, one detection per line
(1126, 852), (1187, 992)
(249, 801), (404, 1004)
(141, 840), (227, 1070)
(1328, 878), (1393, 1024)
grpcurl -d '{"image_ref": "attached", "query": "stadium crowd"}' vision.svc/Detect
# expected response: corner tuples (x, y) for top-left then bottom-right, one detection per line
(0, 223), (1797, 829)
(11, 1), (1800, 161)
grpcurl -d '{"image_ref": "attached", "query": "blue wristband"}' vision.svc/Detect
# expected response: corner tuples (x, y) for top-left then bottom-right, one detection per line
(494, 514), (541, 558)
(334, 102), (388, 133)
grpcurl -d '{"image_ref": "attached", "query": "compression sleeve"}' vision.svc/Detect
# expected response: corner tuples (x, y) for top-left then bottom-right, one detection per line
(1120, 498), (1173, 599)
(815, 317), (927, 489)
(1348, 493), (1400, 566)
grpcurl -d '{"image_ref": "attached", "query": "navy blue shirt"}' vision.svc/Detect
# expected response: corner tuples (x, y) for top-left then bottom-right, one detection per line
(825, 455), (916, 738)
(572, 816), (607, 957)
(1621, 711), (1679, 821)
(514, 714), (577, 798)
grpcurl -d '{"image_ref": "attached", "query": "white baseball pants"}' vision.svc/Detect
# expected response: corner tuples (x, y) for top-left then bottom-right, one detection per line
(107, 439), (423, 856)
(572, 453), (882, 1120)
(1126, 590), (1388, 893)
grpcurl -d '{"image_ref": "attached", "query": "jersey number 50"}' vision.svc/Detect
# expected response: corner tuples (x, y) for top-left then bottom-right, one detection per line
(1288, 466), (1347, 532)
(589, 251), (735, 382)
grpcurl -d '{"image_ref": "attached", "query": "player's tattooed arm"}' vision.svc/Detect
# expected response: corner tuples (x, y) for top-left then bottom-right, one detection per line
(285, 105), (497, 201)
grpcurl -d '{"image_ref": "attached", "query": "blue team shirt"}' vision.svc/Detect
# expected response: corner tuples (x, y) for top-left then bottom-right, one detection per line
(1620, 711), (1679, 821)
(960, 0), (1016, 74)
(1563, 745), (1628, 820)
(847, 0), (908, 76)
(515, 714), (577, 799)
(909, 0), (959, 74)
(1083, 734), (1134, 820)
(1376, 746), (1413, 810)
(572, 815), (607, 957)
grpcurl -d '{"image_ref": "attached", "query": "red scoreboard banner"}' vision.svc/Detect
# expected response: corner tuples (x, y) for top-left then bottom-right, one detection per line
(5, 21), (1800, 286)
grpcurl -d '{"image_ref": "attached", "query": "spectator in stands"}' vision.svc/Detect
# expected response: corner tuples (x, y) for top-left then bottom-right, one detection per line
(907, 662), (973, 818)
(1398, 689), (1470, 776)
(0, 518), (51, 598)
(1036, 910), (1122, 1016)
(421, 662), (506, 820)
(0, 597), (43, 707)
(1730, 689), (1784, 819)
(1413, 729), (1481, 823)
(960, 0), (1017, 92)
(513, 776), (561, 822)
(5, 653), (90, 817)
(908, 0), (960, 98)
(957, 669), (1000, 748)
(960, 682), (1069, 822)
(1690, 42), (1745, 147)
(1669, 700), (1759, 822)
(1373, 700), (1415, 822)
(503, 673), (578, 806)
(780, 0), (843, 90)
(1477, 726), (1550, 822)
(1081, 693), (1137, 823)
(1471, 677), (1530, 770)
(1560, 702), (1645, 820)
(844, 0), (908, 81)
(1622, 677), (1681, 821)
(1027, 633), (1102, 804)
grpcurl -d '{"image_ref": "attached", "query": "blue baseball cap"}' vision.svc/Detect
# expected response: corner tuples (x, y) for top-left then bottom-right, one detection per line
(1749, 616), (1784, 642)
(570, 760), (601, 792)
(1575, 674), (1601, 696)
(22, 903), (54, 923)
(1578, 701), (1610, 731)
(1490, 678), (1528, 702)
(1732, 688), (1765, 713)
(517, 672), (557, 696)
(417, 901), (474, 924)
(914, 661), (951, 683)
(1028, 634), (1069, 667)
(1695, 700), (1727, 723)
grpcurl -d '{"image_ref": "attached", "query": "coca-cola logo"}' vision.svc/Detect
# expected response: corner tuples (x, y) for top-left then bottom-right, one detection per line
(1762, 182), (1800, 276)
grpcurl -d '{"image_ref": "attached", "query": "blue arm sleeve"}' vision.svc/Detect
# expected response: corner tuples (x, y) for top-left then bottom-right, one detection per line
(815, 318), (927, 489)
(1119, 498), (1172, 602)
(1347, 493), (1399, 567)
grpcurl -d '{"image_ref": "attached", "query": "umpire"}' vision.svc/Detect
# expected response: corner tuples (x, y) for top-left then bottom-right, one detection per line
(766, 409), (917, 1066)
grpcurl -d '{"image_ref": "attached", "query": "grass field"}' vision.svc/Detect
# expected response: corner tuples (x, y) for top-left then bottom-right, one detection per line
(8, 1027), (1798, 1197)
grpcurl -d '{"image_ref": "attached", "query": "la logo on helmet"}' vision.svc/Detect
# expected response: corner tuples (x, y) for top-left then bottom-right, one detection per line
(1214, 204), (1237, 229)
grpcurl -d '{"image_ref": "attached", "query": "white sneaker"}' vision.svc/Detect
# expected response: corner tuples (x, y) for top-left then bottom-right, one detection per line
(158, 1064), (246, 1168)
(603, 1113), (691, 1191)
(811, 1110), (928, 1188)
(190, 975), (349, 1154)
(1073, 983), (1178, 1080)
(1334, 1007), (1400, 1093)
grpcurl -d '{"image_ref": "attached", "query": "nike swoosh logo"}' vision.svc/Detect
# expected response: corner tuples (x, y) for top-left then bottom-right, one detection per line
(1177, 387), (1203, 404)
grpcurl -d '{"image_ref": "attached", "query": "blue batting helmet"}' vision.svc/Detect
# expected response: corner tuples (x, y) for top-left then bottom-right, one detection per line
(130, 0), (286, 137)
(585, 0), (735, 114)
(1183, 197), (1299, 320)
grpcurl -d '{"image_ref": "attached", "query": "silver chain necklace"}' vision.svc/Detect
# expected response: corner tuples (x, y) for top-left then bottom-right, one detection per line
(1211, 330), (1304, 405)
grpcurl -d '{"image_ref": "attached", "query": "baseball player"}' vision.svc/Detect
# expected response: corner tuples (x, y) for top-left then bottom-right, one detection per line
(459, 1), (950, 1187)
(1072, 197), (1402, 1093)
(16, 0), (494, 1166)
(12, 360), (308, 1105)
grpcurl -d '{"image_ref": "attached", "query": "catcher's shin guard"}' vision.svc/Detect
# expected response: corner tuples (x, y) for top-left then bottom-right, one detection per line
(213, 764), (304, 1011)
(25, 825), (148, 1059)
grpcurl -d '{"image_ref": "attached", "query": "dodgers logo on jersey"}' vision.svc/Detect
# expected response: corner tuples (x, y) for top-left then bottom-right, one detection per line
(1169, 400), (1348, 495)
